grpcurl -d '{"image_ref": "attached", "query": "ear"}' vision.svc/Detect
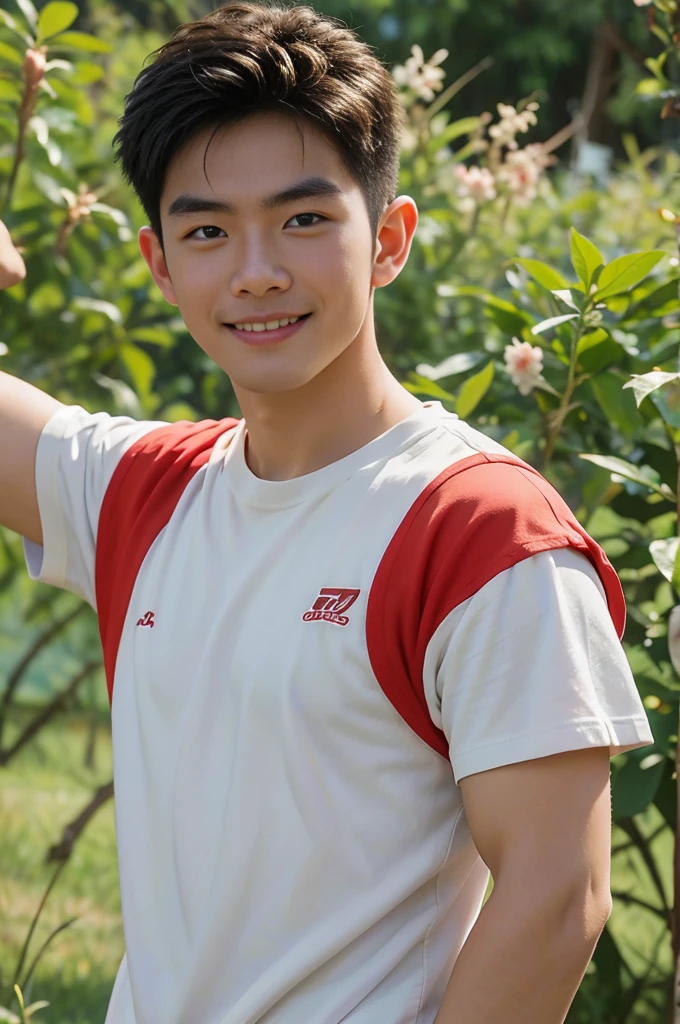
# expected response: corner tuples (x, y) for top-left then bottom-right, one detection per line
(370, 196), (418, 290)
(138, 226), (178, 306)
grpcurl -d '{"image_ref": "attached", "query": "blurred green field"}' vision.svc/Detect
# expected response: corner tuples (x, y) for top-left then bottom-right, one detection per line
(0, 715), (673, 1023)
(0, 713), (122, 1024)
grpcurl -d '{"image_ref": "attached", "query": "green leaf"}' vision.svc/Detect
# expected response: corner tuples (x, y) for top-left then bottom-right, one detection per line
(636, 77), (663, 97)
(37, 1), (78, 42)
(16, 0), (39, 33)
(591, 373), (641, 438)
(0, 9), (33, 45)
(415, 351), (484, 381)
(71, 297), (122, 324)
(71, 61), (105, 84)
(551, 288), (580, 311)
(0, 41), (24, 67)
(439, 284), (532, 335)
(0, 78), (21, 101)
(48, 30), (112, 53)
(403, 373), (455, 402)
(671, 545), (680, 598)
(24, 1001), (49, 1018)
(120, 342), (155, 400)
(623, 370), (680, 407)
(653, 759), (676, 830)
(93, 372), (141, 416)
(649, 537), (680, 582)
(456, 361), (494, 419)
(128, 326), (174, 348)
(590, 925), (623, 1001)
(651, 378), (680, 429)
(570, 228), (604, 290)
(514, 258), (570, 291)
(594, 251), (666, 301)
(576, 330), (622, 374)
(611, 750), (665, 819)
(428, 116), (479, 152)
(531, 313), (579, 335)
(579, 454), (674, 500)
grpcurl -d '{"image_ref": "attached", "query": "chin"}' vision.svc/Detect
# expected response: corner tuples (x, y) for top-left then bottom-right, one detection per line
(228, 365), (325, 396)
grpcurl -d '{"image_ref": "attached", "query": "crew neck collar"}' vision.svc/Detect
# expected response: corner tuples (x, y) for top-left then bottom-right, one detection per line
(222, 401), (449, 509)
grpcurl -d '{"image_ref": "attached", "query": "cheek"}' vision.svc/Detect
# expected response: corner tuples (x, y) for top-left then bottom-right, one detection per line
(313, 228), (372, 299)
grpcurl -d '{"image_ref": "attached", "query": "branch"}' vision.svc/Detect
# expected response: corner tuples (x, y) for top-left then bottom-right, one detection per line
(0, 602), (86, 743)
(611, 889), (671, 923)
(45, 780), (114, 864)
(618, 816), (671, 915)
(0, 661), (101, 767)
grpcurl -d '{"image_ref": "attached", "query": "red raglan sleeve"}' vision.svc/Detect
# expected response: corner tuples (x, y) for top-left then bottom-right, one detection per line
(367, 456), (653, 780)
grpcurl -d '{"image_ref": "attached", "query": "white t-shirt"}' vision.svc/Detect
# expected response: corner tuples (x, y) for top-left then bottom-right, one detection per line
(23, 400), (653, 1024)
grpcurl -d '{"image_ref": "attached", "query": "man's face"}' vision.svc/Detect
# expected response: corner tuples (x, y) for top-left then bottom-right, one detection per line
(141, 112), (381, 396)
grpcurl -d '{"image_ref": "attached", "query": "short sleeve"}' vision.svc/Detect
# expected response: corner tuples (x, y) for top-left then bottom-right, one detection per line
(422, 547), (654, 784)
(23, 405), (166, 607)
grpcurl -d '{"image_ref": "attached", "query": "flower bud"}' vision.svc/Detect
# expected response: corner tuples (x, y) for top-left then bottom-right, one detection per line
(23, 47), (47, 90)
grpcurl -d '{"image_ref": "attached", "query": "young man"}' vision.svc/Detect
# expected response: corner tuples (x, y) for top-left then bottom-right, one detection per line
(0, 3), (654, 1022)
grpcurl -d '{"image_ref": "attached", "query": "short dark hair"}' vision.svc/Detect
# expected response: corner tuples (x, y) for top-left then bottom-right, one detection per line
(112, 1), (404, 249)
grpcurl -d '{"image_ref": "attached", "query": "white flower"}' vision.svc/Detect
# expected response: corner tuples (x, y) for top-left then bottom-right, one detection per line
(454, 164), (497, 204)
(0, 343), (7, 356)
(497, 144), (551, 205)
(504, 337), (544, 395)
(488, 101), (540, 150)
(633, 0), (653, 5)
(392, 44), (448, 102)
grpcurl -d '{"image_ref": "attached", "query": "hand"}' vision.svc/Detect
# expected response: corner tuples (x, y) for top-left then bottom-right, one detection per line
(0, 218), (26, 290)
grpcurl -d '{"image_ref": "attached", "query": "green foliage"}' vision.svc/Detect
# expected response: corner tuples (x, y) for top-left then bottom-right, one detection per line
(0, 8), (678, 1021)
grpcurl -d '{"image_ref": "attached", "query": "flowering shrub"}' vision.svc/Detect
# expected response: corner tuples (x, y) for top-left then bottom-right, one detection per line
(386, 45), (680, 1023)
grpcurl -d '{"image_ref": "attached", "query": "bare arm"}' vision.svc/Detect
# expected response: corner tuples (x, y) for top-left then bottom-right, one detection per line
(434, 748), (613, 1023)
(0, 221), (63, 544)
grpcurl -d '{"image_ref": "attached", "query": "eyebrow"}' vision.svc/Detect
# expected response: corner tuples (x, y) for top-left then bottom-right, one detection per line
(167, 176), (344, 218)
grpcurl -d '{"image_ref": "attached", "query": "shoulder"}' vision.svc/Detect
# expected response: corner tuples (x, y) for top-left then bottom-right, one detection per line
(369, 447), (625, 645)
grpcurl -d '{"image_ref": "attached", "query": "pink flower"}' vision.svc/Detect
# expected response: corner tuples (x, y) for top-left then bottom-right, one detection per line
(454, 165), (497, 204)
(504, 338), (544, 395)
(633, 0), (653, 5)
(497, 145), (552, 205)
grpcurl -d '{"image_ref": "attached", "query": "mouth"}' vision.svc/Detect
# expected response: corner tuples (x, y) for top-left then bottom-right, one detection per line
(224, 312), (312, 346)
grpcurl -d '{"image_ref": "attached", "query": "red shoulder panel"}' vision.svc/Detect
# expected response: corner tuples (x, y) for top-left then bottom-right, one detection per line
(366, 452), (626, 760)
(94, 418), (239, 703)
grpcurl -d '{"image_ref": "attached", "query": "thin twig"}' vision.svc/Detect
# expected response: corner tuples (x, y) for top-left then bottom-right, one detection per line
(0, 603), (86, 745)
(10, 861), (67, 997)
(0, 661), (100, 767)
(426, 56), (495, 121)
(618, 817), (671, 914)
(45, 780), (114, 864)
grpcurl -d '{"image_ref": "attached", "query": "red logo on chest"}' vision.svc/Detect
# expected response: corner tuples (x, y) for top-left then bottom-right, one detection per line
(302, 588), (360, 627)
(136, 611), (156, 628)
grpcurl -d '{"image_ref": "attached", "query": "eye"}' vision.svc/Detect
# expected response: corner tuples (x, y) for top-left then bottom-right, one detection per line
(286, 213), (326, 228)
(187, 225), (225, 240)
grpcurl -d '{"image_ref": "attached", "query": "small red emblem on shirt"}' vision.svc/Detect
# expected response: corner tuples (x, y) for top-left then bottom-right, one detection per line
(136, 611), (156, 628)
(303, 588), (360, 626)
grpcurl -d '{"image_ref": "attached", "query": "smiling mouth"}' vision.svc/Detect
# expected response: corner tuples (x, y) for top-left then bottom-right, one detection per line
(226, 312), (312, 331)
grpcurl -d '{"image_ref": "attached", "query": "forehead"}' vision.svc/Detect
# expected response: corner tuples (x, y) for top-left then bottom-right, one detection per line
(161, 111), (359, 214)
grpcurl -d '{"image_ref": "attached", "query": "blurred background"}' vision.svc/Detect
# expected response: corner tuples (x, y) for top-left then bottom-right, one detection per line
(1, 0), (679, 1020)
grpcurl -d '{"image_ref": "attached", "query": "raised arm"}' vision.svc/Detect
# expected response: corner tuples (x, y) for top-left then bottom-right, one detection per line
(0, 220), (63, 545)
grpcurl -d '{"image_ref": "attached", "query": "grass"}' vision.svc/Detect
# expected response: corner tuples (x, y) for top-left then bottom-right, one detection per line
(0, 712), (122, 1024)
(0, 714), (674, 1023)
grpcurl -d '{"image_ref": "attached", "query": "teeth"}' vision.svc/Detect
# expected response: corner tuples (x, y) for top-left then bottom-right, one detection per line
(234, 316), (301, 332)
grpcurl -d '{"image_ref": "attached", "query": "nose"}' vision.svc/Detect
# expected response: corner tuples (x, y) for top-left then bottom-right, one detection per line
(230, 234), (292, 297)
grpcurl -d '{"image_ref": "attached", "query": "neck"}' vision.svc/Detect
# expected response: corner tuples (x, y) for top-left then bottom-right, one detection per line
(232, 323), (422, 482)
